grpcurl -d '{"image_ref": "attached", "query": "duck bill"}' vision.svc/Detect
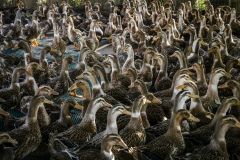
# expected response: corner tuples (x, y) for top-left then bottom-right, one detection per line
(188, 66), (194, 70)
(205, 114), (213, 119)
(43, 99), (54, 104)
(234, 122), (240, 128)
(218, 82), (228, 89)
(152, 97), (162, 104)
(37, 65), (45, 71)
(77, 74), (84, 79)
(128, 84), (135, 89)
(7, 137), (18, 145)
(104, 102), (112, 108)
(189, 94), (199, 99)
(169, 53), (176, 58)
(50, 47), (57, 52)
(106, 36), (112, 41)
(118, 139), (128, 149)
(89, 67), (95, 73)
(186, 70), (194, 75)
(236, 101), (240, 106)
(122, 71), (128, 75)
(69, 83), (78, 91)
(223, 73), (231, 78)
(75, 103), (84, 110)
(31, 39), (39, 47)
(122, 109), (131, 115)
(50, 90), (59, 95)
(217, 41), (225, 47)
(72, 59), (78, 64)
(176, 85), (185, 90)
(200, 40), (208, 46)
(25, 70), (31, 76)
(188, 114), (200, 122)
(237, 61), (240, 66)
(12, 45), (19, 50)
(0, 108), (9, 116)
(0, 98), (5, 103)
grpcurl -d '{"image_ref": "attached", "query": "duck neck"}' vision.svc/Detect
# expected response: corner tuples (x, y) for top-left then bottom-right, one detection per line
(136, 83), (148, 95)
(172, 96), (188, 114)
(106, 112), (119, 134)
(210, 123), (229, 151)
(161, 35), (171, 48)
(189, 29), (197, 45)
(58, 103), (71, 124)
(205, 73), (221, 104)
(212, 102), (232, 124)
(96, 67), (112, 90)
(101, 147), (115, 160)
(10, 70), (21, 87)
(88, 75), (105, 98)
(26, 103), (41, 125)
(189, 98), (205, 116)
(82, 102), (102, 123)
(40, 49), (48, 68)
(177, 54), (187, 69)
(232, 87), (240, 100)
(195, 65), (208, 87)
(168, 113), (182, 132)
(213, 50), (224, 66)
(157, 56), (168, 79)
(141, 104), (150, 128)
(109, 58), (121, 81)
(61, 61), (69, 72)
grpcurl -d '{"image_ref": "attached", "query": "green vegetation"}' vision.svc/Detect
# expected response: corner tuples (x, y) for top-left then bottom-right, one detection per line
(197, 0), (207, 10)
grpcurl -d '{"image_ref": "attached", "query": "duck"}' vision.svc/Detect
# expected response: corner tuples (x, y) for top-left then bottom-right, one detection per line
(128, 79), (164, 126)
(119, 95), (150, 147)
(103, 54), (131, 91)
(68, 78), (92, 117)
(20, 84), (58, 118)
(76, 70), (119, 106)
(48, 56), (77, 97)
(188, 62), (208, 96)
(138, 49), (160, 83)
(66, 15), (82, 49)
(50, 23), (67, 62)
(57, 134), (128, 160)
(183, 97), (240, 145)
(104, 13), (117, 39)
(200, 68), (231, 113)
(49, 97), (112, 153)
(21, 10), (42, 47)
(133, 109), (199, 160)
(188, 115), (240, 160)
(41, 99), (83, 143)
(0, 67), (29, 110)
(218, 80), (240, 119)
(177, 81), (213, 128)
(146, 89), (198, 137)
(12, 40), (39, 64)
(92, 63), (132, 106)
(35, 45), (57, 85)
(8, 95), (53, 160)
(154, 53), (172, 91)
(85, 20), (99, 51)
(20, 62), (45, 98)
(71, 105), (131, 150)
(0, 132), (18, 160)
(121, 43), (135, 73)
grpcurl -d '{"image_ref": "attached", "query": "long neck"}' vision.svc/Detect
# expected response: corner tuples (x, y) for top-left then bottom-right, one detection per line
(137, 83), (148, 95)
(232, 87), (240, 100)
(141, 104), (150, 128)
(101, 147), (115, 160)
(205, 73), (221, 104)
(210, 123), (229, 152)
(177, 54), (187, 69)
(96, 68), (112, 90)
(172, 97), (188, 113)
(82, 103), (101, 122)
(211, 103), (232, 124)
(26, 104), (40, 125)
(195, 66), (208, 87)
(87, 75), (105, 97)
(106, 113), (119, 134)
(168, 113), (182, 131)
(58, 104), (71, 124)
